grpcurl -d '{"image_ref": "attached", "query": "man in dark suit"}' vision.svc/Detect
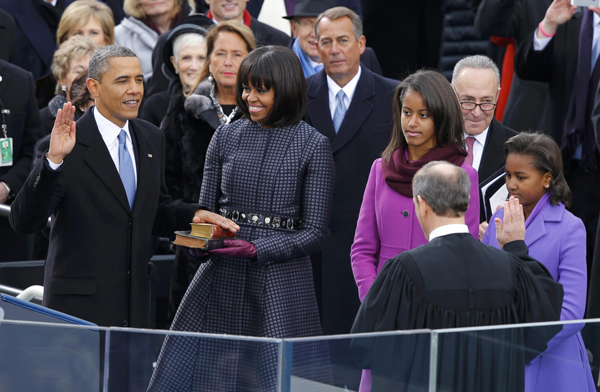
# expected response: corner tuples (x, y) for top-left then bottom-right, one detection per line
(514, 0), (600, 277)
(9, 46), (238, 328)
(351, 161), (563, 392)
(451, 55), (518, 222)
(0, 9), (15, 62)
(283, 0), (381, 77)
(306, 6), (398, 339)
(0, 60), (44, 261)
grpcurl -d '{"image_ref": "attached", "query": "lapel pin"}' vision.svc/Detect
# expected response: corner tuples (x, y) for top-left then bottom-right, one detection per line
(0, 76), (3, 82)
(148, 154), (153, 158)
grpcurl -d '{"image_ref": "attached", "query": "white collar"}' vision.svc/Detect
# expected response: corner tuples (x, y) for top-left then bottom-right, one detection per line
(93, 106), (131, 146)
(429, 224), (469, 241)
(326, 65), (362, 104)
(465, 125), (489, 145)
(595, 12), (600, 27)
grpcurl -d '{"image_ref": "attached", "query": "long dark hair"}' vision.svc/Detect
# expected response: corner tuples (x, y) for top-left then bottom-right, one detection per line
(504, 132), (572, 207)
(382, 69), (465, 161)
(236, 46), (307, 128)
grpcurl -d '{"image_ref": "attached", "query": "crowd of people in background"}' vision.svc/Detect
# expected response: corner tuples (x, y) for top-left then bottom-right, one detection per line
(2, 0), (600, 391)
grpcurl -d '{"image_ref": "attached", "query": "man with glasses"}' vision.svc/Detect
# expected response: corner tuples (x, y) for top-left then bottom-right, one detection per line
(452, 55), (518, 222)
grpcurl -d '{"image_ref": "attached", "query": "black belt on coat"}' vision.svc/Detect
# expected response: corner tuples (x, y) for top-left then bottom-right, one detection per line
(219, 207), (301, 232)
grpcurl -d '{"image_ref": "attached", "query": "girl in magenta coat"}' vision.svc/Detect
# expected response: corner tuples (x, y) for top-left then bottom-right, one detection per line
(483, 132), (594, 392)
(350, 70), (480, 391)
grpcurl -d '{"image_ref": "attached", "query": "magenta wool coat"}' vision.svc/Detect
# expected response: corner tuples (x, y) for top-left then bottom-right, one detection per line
(483, 193), (594, 392)
(351, 158), (480, 303)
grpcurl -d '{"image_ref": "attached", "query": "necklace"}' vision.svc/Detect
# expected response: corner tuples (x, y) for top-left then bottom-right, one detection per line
(210, 82), (237, 125)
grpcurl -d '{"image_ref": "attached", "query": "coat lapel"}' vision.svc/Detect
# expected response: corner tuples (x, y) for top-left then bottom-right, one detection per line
(330, 69), (375, 154)
(478, 119), (505, 184)
(524, 212), (547, 248)
(79, 109), (132, 214)
(130, 120), (155, 218)
(307, 71), (336, 145)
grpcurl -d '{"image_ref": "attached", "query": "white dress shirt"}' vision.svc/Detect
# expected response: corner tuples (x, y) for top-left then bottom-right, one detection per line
(429, 223), (470, 241)
(47, 107), (138, 186)
(327, 66), (362, 119)
(534, 12), (600, 53)
(465, 126), (489, 172)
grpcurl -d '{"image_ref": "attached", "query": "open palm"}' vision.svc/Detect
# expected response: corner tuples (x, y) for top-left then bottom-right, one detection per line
(48, 102), (77, 164)
(545, 0), (577, 28)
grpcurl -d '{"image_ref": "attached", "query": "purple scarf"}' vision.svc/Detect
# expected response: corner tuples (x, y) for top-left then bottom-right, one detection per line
(382, 144), (467, 197)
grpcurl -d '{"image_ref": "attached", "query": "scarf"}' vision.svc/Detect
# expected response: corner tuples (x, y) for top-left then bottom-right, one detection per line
(206, 10), (252, 28)
(382, 144), (467, 198)
(293, 38), (322, 77)
(143, 12), (182, 36)
(562, 9), (599, 170)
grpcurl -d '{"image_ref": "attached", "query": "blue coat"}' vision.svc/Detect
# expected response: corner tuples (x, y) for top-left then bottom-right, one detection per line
(483, 193), (595, 392)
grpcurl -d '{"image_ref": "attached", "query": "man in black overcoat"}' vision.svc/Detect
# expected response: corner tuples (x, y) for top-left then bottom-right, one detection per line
(0, 60), (44, 261)
(305, 7), (398, 338)
(351, 161), (563, 392)
(8, 46), (238, 329)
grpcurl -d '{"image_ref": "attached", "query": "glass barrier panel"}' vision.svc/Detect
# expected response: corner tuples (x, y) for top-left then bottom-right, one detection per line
(433, 319), (599, 392)
(284, 330), (433, 392)
(0, 319), (103, 392)
(107, 327), (283, 392)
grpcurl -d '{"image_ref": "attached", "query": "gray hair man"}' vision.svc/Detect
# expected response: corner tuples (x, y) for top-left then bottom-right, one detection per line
(351, 160), (563, 391)
(451, 55), (518, 223)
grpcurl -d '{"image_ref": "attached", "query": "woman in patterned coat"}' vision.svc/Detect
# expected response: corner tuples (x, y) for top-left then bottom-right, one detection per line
(147, 46), (336, 391)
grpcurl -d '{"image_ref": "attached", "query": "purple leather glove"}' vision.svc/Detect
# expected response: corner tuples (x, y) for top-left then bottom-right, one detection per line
(210, 239), (257, 259)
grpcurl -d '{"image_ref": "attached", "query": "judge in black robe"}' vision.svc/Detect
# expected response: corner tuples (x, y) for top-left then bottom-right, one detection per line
(350, 162), (563, 392)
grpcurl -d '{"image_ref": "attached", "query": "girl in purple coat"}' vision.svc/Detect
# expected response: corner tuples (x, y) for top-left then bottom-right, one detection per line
(483, 132), (594, 392)
(351, 70), (480, 391)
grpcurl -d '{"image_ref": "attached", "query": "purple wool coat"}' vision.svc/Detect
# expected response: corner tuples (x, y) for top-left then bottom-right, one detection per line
(351, 158), (479, 392)
(351, 158), (480, 302)
(483, 192), (594, 392)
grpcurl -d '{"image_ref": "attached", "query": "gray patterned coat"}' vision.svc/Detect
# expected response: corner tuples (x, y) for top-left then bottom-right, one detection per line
(148, 119), (335, 391)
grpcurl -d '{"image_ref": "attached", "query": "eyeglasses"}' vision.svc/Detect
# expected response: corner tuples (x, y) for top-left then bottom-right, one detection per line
(295, 20), (316, 29)
(459, 101), (497, 111)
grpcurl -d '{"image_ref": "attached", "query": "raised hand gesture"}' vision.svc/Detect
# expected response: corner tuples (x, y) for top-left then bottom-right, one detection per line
(495, 196), (526, 249)
(539, 0), (577, 37)
(47, 102), (77, 164)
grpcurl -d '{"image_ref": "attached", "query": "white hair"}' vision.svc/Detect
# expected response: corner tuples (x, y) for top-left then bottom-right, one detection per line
(451, 55), (500, 88)
(173, 33), (206, 63)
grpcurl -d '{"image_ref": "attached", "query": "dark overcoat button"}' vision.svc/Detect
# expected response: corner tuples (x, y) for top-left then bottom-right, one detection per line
(402, 210), (409, 217)
(122, 320), (129, 327)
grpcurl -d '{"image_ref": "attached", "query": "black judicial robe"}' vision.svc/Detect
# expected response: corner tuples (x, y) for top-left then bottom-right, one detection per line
(351, 234), (563, 392)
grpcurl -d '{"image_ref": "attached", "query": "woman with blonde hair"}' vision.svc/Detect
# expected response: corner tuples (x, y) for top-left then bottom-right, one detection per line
(57, 0), (115, 46)
(40, 36), (101, 134)
(115, 0), (195, 81)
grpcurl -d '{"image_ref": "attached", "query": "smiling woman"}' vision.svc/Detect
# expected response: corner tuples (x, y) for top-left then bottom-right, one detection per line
(148, 46), (336, 391)
(57, 0), (115, 46)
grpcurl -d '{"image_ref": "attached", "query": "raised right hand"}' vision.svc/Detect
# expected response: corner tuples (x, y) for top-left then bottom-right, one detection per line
(539, 0), (577, 37)
(495, 196), (526, 249)
(47, 102), (77, 164)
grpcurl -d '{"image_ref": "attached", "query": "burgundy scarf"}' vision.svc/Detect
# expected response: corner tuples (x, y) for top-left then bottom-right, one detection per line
(382, 144), (467, 197)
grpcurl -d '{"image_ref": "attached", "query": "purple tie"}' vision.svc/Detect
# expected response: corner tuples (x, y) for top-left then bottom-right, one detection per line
(465, 137), (476, 167)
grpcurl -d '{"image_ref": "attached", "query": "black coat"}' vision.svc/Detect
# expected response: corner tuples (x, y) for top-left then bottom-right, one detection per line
(0, 60), (44, 261)
(306, 67), (398, 336)
(514, 9), (583, 144)
(140, 90), (169, 128)
(351, 235), (563, 392)
(9, 108), (198, 327)
(475, 0), (551, 132)
(0, 9), (15, 62)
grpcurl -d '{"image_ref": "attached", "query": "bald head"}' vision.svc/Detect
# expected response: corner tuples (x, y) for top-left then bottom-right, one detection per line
(413, 161), (471, 217)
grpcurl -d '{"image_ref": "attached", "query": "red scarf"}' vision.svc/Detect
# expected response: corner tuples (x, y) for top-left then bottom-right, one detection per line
(206, 10), (252, 27)
(382, 144), (467, 198)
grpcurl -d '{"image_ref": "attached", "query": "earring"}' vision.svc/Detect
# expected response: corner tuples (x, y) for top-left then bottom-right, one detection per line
(208, 73), (213, 83)
(545, 184), (550, 188)
(61, 85), (67, 92)
(175, 69), (179, 74)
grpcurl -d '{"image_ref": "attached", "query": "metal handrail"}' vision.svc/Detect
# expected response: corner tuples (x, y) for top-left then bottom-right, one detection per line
(0, 284), (43, 305)
(0, 203), (51, 228)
